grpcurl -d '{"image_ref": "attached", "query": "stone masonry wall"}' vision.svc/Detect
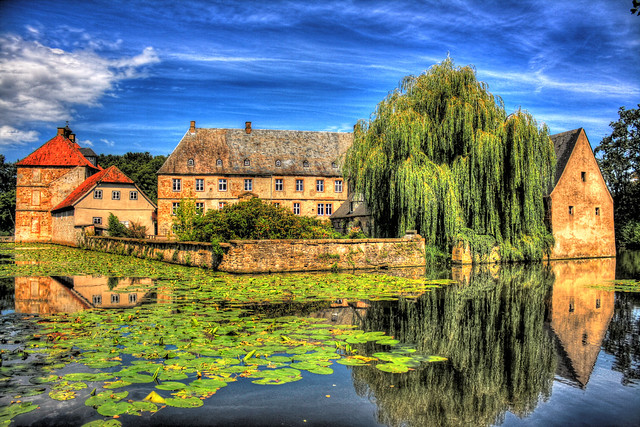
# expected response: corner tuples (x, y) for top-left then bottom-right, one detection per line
(82, 235), (426, 273)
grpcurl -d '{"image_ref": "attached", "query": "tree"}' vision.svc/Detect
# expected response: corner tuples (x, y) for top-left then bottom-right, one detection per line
(595, 104), (640, 248)
(0, 155), (17, 235)
(343, 58), (556, 260)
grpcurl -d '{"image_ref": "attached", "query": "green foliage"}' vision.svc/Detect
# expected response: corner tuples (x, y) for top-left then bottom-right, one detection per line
(107, 213), (146, 238)
(619, 220), (640, 249)
(595, 104), (640, 248)
(97, 152), (166, 204)
(172, 197), (343, 242)
(0, 155), (17, 234)
(344, 58), (556, 260)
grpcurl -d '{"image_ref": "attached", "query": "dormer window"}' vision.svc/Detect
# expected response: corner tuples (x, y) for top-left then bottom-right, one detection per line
(275, 159), (282, 167)
(187, 158), (195, 167)
(332, 162), (338, 168)
(216, 159), (222, 166)
(244, 159), (250, 166)
(303, 160), (309, 168)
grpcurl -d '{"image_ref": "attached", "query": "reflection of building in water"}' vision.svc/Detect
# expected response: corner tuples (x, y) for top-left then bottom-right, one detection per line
(310, 299), (369, 325)
(14, 276), (153, 314)
(548, 257), (616, 388)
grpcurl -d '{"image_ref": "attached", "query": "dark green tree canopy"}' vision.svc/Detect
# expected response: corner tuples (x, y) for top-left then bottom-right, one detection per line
(344, 58), (556, 260)
(97, 152), (166, 204)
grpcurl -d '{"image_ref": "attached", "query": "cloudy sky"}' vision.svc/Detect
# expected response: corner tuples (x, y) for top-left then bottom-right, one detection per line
(1, 0), (638, 161)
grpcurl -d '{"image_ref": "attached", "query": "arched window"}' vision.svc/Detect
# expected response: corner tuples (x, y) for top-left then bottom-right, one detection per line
(244, 159), (250, 166)
(275, 159), (282, 167)
(187, 158), (195, 167)
(216, 159), (222, 166)
(303, 160), (309, 168)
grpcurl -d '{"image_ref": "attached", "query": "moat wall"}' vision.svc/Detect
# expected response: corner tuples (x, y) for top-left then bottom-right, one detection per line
(82, 235), (426, 273)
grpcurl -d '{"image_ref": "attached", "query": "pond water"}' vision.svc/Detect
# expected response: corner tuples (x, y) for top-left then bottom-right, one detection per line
(0, 245), (639, 427)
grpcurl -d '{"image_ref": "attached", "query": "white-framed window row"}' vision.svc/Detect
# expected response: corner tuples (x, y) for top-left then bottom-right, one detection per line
(316, 180), (324, 192)
(296, 179), (304, 192)
(218, 179), (227, 191)
(129, 190), (138, 200)
(94, 189), (103, 199)
(112, 190), (120, 200)
(334, 180), (343, 193)
(275, 178), (283, 191)
(172, 178), (181, 192)
(293, 202), (301, 215)
(317, 203), (332, 216)
(195, 178), (204, 192)
(244, 179), (253, 192)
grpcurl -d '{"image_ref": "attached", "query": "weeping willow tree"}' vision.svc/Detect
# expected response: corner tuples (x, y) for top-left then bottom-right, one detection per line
(344, 58), (556, 260)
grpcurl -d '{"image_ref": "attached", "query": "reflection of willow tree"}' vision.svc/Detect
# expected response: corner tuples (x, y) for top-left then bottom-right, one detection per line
(351, 264), (556, 427)
(602, 294), (640, 386)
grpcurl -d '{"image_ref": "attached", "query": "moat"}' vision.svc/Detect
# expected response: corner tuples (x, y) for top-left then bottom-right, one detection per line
(1, 244), (639, 426)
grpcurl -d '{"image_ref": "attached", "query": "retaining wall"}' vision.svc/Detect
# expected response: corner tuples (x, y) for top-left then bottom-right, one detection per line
(82, 235), (426, 273)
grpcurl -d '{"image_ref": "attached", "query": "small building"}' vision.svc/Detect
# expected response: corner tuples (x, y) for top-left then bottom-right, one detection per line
(329, 193), (373, 236)
(15, 126), (156, 244)
(547, 128), (615, 259)
(51, 165), (156, 243)
(156, 121), (352, 236)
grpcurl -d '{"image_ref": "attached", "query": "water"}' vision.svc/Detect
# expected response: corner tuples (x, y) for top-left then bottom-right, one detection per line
(0, 246), (638, 426)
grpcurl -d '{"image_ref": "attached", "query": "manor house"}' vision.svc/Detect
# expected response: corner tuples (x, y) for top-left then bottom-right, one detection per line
(156, 121), (352, 236)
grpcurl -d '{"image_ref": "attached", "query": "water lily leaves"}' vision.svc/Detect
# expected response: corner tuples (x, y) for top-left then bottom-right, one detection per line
(156, 370), (188, 381)
(49, 389), (77, 401)
(127, 401), (158, 415)
(81, 418), (122, 426)
(375, 363), (410, 373)
(85, 391), (128, 407)
(189, 378), (228, 391)
(103, 380), (132, 389)
(63, 372), (114, 382)
(250, 368), (303, 385)
(0, 401), (39, 424)
(96, 401), (132, 417)
(336, 357), (369, 366)
(164, 397), (204, 408)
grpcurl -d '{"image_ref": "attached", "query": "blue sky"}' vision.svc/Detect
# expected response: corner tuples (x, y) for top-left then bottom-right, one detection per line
(1, 0), (639, 162)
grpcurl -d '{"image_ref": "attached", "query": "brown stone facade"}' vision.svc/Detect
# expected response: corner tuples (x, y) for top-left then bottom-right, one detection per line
(549, 129), (615, 259)
(15, 166), (90, 242)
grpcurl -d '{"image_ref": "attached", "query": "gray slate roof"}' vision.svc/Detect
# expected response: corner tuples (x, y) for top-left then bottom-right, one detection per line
(549, 128), (583, 188)
(157, 127), (353, 177)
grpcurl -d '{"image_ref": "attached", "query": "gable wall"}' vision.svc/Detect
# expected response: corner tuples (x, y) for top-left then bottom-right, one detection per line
(549, 131), (615, 258)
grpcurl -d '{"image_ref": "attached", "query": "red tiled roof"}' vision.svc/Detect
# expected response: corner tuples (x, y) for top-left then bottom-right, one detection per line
(17, 135), (99, 169)
(52, 166), (134, 212)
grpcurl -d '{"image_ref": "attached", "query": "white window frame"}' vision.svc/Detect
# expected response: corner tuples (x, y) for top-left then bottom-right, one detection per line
(316, 180), (324, 192)
(218, 179), (227, 191)
(275, 179), (283, 191)
(172, 202), (179, 215)
(293, 203), (300, 215)
(112, 190), (120, 200)
(317, 203), (325, 216)
(218, 201), (226, 210)
(195, 202), (205, 214)
(334, 180), (343, 193)
(244, 179), (253, 191)
(172, 178), (181, 192)
(93, 217), (102, 225)
(326, 203), (333, 215)
(94, 189), (103, 199)
(195, 178), (204, 192)
(296, 179), (304, 192)
(129, 190), (138, 200)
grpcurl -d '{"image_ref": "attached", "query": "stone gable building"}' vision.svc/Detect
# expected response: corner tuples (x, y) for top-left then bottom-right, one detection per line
(156, 121), (352, 236)
(15, 126), (156, 244)
(547, 128), (615, 259)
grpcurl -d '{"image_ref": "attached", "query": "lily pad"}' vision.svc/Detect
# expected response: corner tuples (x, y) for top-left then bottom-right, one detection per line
(164, 397), (204, 408)
(97, 401), (132, 417)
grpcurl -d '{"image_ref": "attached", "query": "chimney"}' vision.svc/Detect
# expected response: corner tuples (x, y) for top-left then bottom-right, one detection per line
(245, 121), (252, 134)
(57, 127), (65, 136)
(69, 134), (76, 143)
(189, 120), (196, 134)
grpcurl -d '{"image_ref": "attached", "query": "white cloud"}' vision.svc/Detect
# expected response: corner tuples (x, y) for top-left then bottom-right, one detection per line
(0, 125), (39, 148)
(0, 34), (159, 126)
(80, 139), (94, 147)
(101, 138), (115, 147)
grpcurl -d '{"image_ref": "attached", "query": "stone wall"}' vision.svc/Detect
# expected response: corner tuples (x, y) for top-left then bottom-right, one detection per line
(82, 235), (426, 273)
(217, 236), (425, 273)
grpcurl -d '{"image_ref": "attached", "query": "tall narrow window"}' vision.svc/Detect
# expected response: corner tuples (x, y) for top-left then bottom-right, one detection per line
(218, 179), (227, 191)
(581, 171), (586, 182)
(31, 190), (40, 206)
(275, 179), (283, 191)
(326, 203), (333, 215)
(218, 201), (226, 210)
(595, 207), (600, 216)
(317, 203), (325, 216)
(92, 295), (102, 305)
(112, 191), (120, 200)
(195, 178), (204, 192)
(33, 169), (41, 183)
(172, 202), (179, 215)
(334, 180), (343, 193)
(195, 202), (204, 214)
(293, 203), (300, 215)
(172, 178), (181, 192)
(316, 180), (324, 192)
(296, 179), (304, 192)
(244, 179), (253, 191)
(569, 206), (574, 215)
(129, 294), (137, 303)
(111, 294), (120, 304)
